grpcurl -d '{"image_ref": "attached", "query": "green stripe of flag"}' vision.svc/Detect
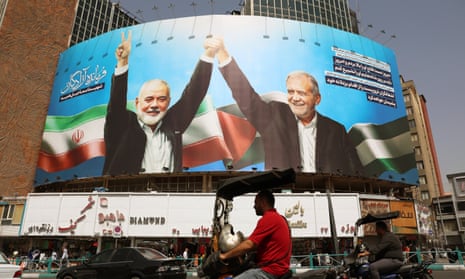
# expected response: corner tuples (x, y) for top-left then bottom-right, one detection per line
(43, 101), (141, 132)
(363, 153), (416, 177)
(44, 96), (215, 132)
(44, 105), (107, 132)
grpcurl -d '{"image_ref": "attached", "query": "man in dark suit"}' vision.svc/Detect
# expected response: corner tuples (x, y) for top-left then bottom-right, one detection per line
(214, 38), (363, 175)
(102, 32), (220, 175)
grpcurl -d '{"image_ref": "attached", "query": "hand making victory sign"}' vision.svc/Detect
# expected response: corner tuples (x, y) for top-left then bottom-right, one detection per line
(116, 30), (132, 68)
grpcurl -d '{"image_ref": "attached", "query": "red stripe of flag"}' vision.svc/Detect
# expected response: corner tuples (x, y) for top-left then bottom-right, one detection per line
(37, 139), (106, 172)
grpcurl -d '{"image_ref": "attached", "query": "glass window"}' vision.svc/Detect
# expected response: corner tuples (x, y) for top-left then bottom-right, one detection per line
(0, 0), (7, 28)
(457, 201), (465, 211)
(137, 247), (166, 260)
(91, 249), (114, 263)
(2, 204), (15, 224)
(439, 203), (454, 214)
(460, 218), (465, 228)
(404, 94), (411, 103)
(420, 191), (430, 201)
(406, 107), (414, 116)
(454, 176), (465, 196)
(112, 249), (131, 262)
(1, 204), (14, 219)
(408, 119), (416, 129)
(418, 175), (427, 185)
(444, 220), (458, 231)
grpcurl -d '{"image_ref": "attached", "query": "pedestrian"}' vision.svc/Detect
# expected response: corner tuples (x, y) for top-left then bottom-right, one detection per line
(60, 242), (69, 268)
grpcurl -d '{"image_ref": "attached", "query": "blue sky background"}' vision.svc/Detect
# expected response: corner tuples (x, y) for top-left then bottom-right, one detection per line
(115, 0), (465, 192)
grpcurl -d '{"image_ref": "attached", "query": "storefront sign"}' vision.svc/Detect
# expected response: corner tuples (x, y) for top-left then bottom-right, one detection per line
(130, 217), (166, 225)
(25, 224), (54, 235)
(390, 200), (417, 234)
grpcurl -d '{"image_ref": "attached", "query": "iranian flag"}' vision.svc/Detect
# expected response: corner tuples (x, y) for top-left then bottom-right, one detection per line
(38, 105), (107, 172)
(37, 95), (265, 173)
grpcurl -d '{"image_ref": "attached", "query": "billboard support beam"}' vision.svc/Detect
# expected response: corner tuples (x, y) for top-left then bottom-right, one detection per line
(326, 188), (340, 257)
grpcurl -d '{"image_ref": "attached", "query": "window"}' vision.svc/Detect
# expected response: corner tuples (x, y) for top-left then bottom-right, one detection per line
(416, 161), (424, 170)
(444, 220), (458, 232)
(418, 175), (427, 185)
(1, 204), (15, 225)
(406, 107), (414, 116)
(438, 203), (454, 215)
(0, 0), (7, 28)
(456, 201), (465, 211)
(454, 176), (465, 197)
(411, 133), (418, 142)
(403, 94), (411, 103)
(420, 191), (430, 201)
(112, 249), (131, 262)
(414, 147), (422, 156)
(408, 119), (416, 129)
(91, 249), (113, 263)
(459, 218), (465, 229)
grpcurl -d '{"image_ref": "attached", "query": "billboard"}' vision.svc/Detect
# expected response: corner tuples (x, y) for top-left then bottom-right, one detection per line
(35, 15), (417, 185)
(359, 199), (390, 236)
(21, 192), (360, 238)
(390, 200), (417, 234)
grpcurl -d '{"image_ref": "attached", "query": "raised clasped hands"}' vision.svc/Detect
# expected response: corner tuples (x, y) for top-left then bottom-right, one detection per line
(203, 36), (225, 58)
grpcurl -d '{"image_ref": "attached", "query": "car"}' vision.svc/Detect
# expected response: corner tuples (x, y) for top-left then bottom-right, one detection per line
(56, 247), (186, 279)
(0, 251), (22, 279)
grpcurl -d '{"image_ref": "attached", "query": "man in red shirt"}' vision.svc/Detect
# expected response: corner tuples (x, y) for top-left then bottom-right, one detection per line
(219, 190), (292, 278)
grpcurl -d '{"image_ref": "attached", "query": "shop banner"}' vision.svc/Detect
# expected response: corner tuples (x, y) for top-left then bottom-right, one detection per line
(390, 200), (417, 234)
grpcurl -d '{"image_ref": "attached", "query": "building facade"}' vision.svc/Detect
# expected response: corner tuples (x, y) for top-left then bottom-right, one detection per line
(401, 76), (444, 202)
(241, 0), (357, 33)
(70, 0), (139, 46)
(432, 172), (465, 248)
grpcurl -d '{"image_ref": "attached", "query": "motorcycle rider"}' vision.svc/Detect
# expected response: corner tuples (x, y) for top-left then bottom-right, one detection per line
(218, 190), (292, 279)
(358, 221), (403, 279)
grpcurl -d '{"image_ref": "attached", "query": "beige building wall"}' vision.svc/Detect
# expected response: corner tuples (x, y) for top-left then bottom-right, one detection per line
(401, 77), (443, 203)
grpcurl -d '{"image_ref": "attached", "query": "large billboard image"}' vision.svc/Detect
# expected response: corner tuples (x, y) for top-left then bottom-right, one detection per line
(35, 15), (417, 185)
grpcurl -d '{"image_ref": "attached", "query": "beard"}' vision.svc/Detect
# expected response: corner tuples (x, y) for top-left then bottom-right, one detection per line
(137, 110), (167, 126)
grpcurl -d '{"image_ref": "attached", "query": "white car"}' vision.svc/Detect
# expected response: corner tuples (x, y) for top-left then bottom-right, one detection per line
(0, 252), (21, 279)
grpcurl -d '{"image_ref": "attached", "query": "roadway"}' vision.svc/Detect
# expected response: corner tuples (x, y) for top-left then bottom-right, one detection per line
(187, 269), (465, 279)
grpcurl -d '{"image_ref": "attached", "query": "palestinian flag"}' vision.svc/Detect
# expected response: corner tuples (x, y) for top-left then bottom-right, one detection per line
(349, 116), (416, 177)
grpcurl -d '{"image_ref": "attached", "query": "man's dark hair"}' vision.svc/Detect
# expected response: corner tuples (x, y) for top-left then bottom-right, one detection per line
(375, 221), (388, 232)
(257, 190), (275, 207)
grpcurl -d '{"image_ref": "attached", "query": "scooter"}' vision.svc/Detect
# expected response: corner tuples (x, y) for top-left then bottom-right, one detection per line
(197, 168), (297, 279)
(340, 211), (434, 279)
(197, 168), (339, 279)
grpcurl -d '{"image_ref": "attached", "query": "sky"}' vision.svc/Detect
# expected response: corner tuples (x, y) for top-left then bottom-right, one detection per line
(115, 0), (465, 191)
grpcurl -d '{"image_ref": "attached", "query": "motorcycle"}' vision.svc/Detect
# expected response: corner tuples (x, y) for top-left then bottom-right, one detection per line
(340, 211), (434, 279)
(197, 168), (339, 279)
(197, 169), (296, 279)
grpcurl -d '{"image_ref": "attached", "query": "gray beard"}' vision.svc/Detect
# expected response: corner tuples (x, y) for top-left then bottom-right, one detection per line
(137, 110), (167, 126)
